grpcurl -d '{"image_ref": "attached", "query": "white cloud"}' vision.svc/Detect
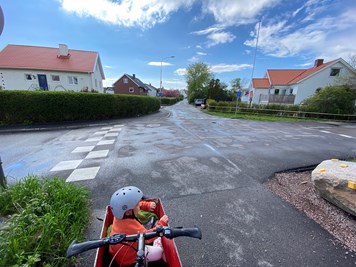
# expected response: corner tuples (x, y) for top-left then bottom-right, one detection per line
(210, 64), (252, 73)
(175, 68), (187, 76)
(197, 52), (207, 56)
(175, 64), (251, 76)
(201, 0), (280, 26)
(196, 45), (203, 49)
(59, 0), (194, 29)
(104, 65), (113, 69)
(192, 26), (224, 35)
(148, 61), (173, 66)
(207, 31), (236, 47)
(244, 8), (356, 59)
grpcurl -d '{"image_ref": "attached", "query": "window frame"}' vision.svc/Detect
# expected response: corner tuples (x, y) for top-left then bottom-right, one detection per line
(123, 78), (128, 84)
(129, 87), (134, 93)
(51, 75), (60, 82)
(25, 74), (33, 80)
(68, 76), (78, 85)
(330, 68), (341, 77)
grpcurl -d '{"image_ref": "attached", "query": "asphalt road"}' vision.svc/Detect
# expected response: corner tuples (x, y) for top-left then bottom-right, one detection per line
(1, 100), (356, 266)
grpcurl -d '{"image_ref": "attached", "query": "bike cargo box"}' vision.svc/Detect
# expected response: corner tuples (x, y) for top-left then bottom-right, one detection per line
(94, 198), (182, 267)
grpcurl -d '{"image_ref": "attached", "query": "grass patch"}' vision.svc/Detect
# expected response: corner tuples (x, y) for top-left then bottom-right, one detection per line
(206, 111), (321, 122)
(0, 176), (90, 267)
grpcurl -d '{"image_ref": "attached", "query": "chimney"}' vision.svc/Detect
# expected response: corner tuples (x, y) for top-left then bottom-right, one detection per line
(314, 59), (324, 68)
(58, 44), (69, 57)
(132, 74), (136, 79)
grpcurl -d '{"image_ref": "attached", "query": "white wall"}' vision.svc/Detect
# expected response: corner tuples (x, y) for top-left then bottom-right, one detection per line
(294, 62), (355, 104)
(0, 69), (104, 92)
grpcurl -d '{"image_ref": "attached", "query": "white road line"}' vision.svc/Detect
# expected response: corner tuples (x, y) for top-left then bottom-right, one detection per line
(50, 160), (83, 171)
(319, 130), (355, 139)
(85, 150), (109, 159)
(97, 139), (115, 145)
(72, 146), (95, 153)
(339, 134), (354, 139)
(66, 167), (100, 182)
(320, 130), (331, 133)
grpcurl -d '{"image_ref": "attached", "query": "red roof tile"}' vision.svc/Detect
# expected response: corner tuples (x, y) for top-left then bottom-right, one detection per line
(252, 78), (270, 88)
(263, 60), (338, 86)
(267, 70), (305, 85)
(0, 44), (98, 73)
(287, 60), (336, 84)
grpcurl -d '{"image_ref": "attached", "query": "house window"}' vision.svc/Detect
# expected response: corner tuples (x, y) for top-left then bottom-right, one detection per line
(68, 76), (78, 85)
(274, 89), (280, 95)
(51, 75), (60, 81)
(330, 68), (340, 76)
(25, 74), (33, 80)
(129, 87), (134, 93)
(123, 78), (128, 84)
(289, 89), (293, 95)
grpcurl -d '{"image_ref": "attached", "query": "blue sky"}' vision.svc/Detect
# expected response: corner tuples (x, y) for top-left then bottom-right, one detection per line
(0, 0), (355, 89)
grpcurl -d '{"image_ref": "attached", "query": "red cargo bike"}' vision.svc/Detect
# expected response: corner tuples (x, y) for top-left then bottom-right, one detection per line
(67, 198), (202, 267)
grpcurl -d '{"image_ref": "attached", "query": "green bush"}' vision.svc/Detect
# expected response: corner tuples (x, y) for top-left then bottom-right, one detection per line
(302, 85), (356, 114)
(0, 91), (160, 125)
(0, 176), (90, 267)
(161, 97), (177, 105)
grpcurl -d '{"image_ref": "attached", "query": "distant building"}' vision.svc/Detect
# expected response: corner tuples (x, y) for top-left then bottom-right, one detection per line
(249, 58), (356, 105)
(113, 74), (157, 96)
(0, 44), (105, 92)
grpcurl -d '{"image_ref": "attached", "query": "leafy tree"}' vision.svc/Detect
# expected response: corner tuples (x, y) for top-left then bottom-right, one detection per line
(207, 79), (229, 101)
(303, 85), (356, 114)
(231, 78), (242, 91)
(185, 62), (212, 103)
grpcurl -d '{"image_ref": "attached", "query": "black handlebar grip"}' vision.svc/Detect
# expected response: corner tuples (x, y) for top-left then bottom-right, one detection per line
(66, 239), (107, 257)
(167, 227), (202, 240)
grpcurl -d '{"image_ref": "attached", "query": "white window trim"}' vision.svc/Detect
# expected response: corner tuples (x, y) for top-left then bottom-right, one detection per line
(68, 76), (78, 85)
(123, 78), (128, 84)
(129, 87), (134, 93)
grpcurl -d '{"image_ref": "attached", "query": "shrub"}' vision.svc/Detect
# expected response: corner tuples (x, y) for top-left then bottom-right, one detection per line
(160, 97), (177, 105)
(0, 91), (160, 125)
(0, 176), (90, 267)
(302, 85), (356, 114)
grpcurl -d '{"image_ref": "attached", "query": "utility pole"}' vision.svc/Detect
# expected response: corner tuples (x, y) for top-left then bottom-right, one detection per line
(250, 20), (261, 107)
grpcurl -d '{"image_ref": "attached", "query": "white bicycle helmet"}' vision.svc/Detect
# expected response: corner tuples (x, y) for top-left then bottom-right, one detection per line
(110, 186), (143, 219)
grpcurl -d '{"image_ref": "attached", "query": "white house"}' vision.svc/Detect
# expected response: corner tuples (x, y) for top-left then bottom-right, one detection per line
(0, 44), (105, 92)
(249, 58), (356, 105)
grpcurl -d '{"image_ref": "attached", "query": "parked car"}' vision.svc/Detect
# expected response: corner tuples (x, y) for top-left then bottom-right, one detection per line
(194, 99), (204, 106)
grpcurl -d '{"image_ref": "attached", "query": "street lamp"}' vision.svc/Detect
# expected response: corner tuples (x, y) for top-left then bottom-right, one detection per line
(159, 55), (175, 96)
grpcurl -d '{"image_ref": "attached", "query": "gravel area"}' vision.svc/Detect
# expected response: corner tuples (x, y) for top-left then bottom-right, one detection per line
(265, 171), (356, 252)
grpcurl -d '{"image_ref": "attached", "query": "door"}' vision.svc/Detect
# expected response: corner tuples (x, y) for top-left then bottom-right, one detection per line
(37, 74), (48, 90)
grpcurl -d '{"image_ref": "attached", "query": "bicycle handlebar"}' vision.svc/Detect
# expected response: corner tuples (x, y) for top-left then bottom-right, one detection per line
(66, 226), (202, 258)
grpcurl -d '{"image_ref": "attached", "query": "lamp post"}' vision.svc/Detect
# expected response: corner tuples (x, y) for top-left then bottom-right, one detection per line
(159, 55), (175, 98)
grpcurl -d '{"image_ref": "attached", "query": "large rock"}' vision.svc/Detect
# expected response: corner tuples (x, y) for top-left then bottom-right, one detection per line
(311, 159), (356, 217)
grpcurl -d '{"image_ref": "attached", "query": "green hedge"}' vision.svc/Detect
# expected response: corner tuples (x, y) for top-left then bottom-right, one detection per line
(161, 97), (178, 105)
(0, 90), (160, 125)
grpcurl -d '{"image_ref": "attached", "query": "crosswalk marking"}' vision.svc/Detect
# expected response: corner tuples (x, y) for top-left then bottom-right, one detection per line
(66, 167), (100, 182)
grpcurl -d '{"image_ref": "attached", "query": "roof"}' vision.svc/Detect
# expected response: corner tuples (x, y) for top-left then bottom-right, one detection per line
(252, 59), (342, 88)
(252, 78), (270, 88)
(0, 44), (100, 74)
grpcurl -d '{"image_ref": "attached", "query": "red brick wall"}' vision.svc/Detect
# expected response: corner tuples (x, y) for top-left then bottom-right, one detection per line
(113, 75), (147, 95)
